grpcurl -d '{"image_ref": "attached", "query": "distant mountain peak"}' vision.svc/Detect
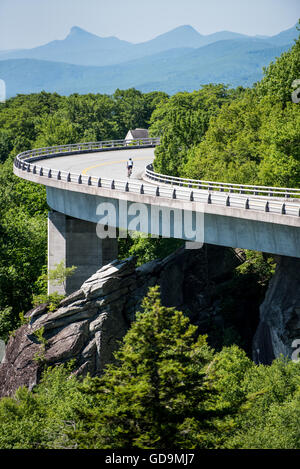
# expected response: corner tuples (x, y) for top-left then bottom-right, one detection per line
(172, 24), (201, 33)
(158, 24), (202, 38)
(141, 24), (203, 50)
(67, 26), (98, 39)
(64, 26), (132, 47)
(70, 26), (85, 34)
(0, 22), (295, 71)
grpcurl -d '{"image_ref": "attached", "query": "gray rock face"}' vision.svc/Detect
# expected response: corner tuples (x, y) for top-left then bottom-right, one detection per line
(0, 245), (242, 397)
(253, 256), (300, 365)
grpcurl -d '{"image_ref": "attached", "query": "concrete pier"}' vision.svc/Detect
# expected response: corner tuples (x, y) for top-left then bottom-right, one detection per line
(48, 211), (118, 295)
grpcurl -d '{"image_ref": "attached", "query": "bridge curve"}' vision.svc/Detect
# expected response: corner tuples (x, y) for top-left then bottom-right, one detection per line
(13, 138), (300, 220)
(13, 138), (300, 293)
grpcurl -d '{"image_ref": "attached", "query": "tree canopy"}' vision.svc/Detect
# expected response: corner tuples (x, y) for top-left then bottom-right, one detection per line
(0, 89), (169, 339)
(0, 288), (300, 449)
(149, 29), (300, 188)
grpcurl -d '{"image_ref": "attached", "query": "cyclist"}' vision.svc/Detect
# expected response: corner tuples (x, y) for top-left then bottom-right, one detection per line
(127, 157), (133, 177)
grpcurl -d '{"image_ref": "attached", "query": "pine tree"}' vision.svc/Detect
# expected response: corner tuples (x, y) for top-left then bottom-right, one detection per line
(73, 286), (240, 449)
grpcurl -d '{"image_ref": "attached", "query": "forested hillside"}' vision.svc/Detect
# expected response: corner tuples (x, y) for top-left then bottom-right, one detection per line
(151, 29), (300, 188)
(0, 287), (300, 449)
(0, 89), (168, 339)
(0, 25), (299, 449)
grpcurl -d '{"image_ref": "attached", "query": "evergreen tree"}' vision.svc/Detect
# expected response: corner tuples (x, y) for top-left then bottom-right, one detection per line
(72, 287), (242, 449)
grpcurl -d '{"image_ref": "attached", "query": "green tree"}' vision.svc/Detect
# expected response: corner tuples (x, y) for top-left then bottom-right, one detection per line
(32, 261), (77, 312)
(257, 101), (300, 187)
(0, 129), (14, 163)
(182, 91), (265, 184)
(34, 113), (80, 147)
(183, 92), (300, 188)
(47, 261), (77, 291)
(63, 93), (119, 141)
(71, 287), (244, 449)
(149, 84), (240, 176)
(113, 88), (150, 137)
(0, 363), (92, 449)
(255, 21), (300, 104)
(226, 357), (300, 449)
(118, 234), (183, 266)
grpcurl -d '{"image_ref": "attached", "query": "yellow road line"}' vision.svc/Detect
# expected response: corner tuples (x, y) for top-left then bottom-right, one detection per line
(81, 156), (151, 175)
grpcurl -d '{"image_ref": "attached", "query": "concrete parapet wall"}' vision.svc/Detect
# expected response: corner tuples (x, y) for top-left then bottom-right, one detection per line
(46, 186), (300, 258)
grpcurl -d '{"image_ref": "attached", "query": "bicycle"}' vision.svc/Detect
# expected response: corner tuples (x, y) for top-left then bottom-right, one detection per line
(127, 166), (133, 178)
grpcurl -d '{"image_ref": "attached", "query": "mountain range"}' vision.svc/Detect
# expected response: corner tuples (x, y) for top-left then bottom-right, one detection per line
(0, 24), (298, 98)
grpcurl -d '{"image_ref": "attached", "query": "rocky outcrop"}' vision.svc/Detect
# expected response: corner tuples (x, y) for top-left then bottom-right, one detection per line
(0, 245), (242, 397)
(253, 255), (300, 365)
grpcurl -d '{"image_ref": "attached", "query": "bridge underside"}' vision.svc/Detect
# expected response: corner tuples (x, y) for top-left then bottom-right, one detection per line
(47, 186), (300, 294)
(48, 211), (118, 294)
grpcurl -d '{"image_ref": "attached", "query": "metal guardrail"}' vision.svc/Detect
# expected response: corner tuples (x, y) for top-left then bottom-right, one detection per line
(14, 138), (300, 218)
(144, 164), (300, 199)
(15, 138), (160, 161)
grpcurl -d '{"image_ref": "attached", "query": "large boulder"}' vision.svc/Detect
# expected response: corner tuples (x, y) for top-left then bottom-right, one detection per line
(253, 255), (300, 365)
(0, 245), (241, 397)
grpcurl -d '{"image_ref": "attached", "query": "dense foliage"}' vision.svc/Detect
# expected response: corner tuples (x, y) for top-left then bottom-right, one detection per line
(0, 89), (168, 338)
(149, 84), (244, 176)
(182, 93), (300, 187)
(0, 288), (299, 449)
(151, 27), (300, 188)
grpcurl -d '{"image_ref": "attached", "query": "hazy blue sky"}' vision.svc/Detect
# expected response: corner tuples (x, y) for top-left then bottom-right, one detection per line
(0, 0), (299, 50)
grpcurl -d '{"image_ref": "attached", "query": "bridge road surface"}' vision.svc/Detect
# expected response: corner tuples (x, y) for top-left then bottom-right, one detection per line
(38, 147), (155, 182)
(13, 141), (300, 265)
(37, 146), (300, 205)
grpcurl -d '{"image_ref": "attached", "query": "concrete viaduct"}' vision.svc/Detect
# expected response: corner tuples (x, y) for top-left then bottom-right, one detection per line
(13, 138), (300, 295)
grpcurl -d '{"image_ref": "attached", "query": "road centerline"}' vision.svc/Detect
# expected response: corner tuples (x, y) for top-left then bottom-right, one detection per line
(81, 156), (151, 175)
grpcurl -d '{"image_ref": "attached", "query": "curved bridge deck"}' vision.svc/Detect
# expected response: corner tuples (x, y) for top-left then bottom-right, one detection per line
(13, 139), (300, 269)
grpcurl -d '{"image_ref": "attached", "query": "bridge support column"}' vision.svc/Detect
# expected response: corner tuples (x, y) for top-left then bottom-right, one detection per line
(48, 211), (118, 296)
